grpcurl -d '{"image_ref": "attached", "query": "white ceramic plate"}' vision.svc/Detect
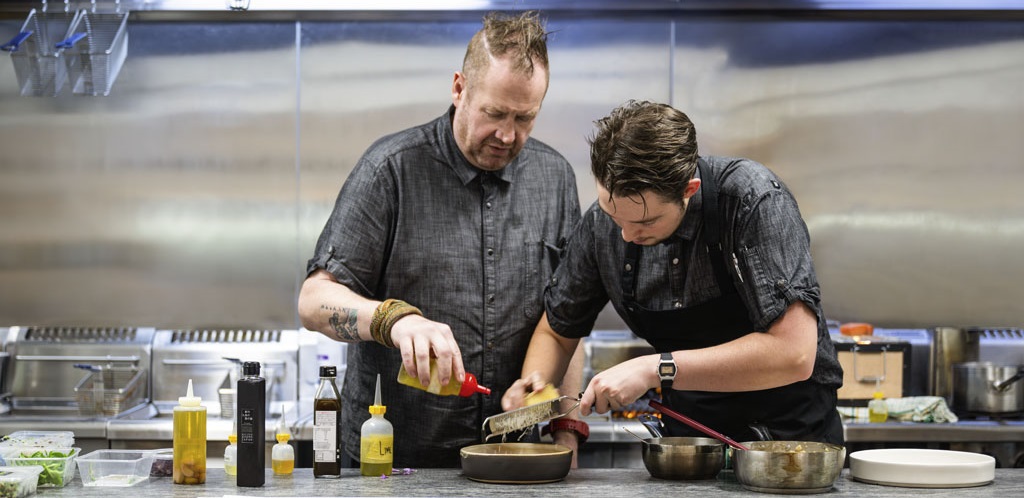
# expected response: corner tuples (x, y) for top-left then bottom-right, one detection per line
(849, 449), (995, 488)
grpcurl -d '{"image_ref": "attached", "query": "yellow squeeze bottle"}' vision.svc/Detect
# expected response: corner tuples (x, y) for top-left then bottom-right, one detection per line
(360, 374), (394, 476)
(173, 379), (207, 484)
(396, 359), (491, 396)
(272, 416), (295, 475)
(868, 389), (889, 423)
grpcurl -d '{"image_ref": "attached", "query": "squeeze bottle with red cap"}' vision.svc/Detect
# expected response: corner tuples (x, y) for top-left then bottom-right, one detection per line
(396, 359), (490, 396)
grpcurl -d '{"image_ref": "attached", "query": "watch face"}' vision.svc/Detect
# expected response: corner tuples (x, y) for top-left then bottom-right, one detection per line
(659, 364), (675, 377)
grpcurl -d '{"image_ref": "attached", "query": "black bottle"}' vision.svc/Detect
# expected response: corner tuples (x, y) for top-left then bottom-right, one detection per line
(236, 361), (266, 487)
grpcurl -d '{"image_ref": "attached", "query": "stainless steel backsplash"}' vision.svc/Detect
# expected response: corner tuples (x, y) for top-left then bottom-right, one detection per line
(1, 11), (1022, 330)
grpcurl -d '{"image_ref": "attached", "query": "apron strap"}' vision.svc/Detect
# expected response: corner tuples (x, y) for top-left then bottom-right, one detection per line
(697, 158), (735, 292)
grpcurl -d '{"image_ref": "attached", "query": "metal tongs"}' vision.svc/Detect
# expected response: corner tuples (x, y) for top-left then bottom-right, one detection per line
(481, 394), (581, 442)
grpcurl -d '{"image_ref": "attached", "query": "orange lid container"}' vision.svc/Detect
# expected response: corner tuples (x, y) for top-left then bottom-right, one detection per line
(840, 322), (874, 336)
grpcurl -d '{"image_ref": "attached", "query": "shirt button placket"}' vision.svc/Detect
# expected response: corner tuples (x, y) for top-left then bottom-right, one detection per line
(480, 173), (497, 382)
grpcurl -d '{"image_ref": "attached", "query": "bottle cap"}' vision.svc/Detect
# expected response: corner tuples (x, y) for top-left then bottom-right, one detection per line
(275, 416), (291, 443)
(458, 373), (492, 397)
(228, 417), (238, 444)
(178, 379), (202, 407)
(369, 373), (386, 415)
(243, 361), (261, 376)
(873, 391), (885, 399)
(320, 365), (337, 378)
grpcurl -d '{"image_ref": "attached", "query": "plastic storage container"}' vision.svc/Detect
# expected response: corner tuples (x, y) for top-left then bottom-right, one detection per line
(76, 449), (154, 487)
(0, 447), (79, 487)
(0, 432), (75, 448)
(149, 448), (173, 478)
(0, 465), (43, 498)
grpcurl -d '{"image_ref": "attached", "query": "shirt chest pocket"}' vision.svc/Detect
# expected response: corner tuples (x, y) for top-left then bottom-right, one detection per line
(521, 240), (561, 320)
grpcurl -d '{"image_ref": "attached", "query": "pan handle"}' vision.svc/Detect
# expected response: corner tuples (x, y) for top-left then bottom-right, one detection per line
(993, 368), (1024, 392)
(748, 422), (773, 441)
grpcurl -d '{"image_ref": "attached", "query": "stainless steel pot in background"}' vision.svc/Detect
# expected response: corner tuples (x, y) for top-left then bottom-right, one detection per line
(952, 362), (1024, 415)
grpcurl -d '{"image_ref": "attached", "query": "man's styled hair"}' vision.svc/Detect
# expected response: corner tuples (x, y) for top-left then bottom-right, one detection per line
(589, 100), (699, 205)
(462, 10), (550, 87)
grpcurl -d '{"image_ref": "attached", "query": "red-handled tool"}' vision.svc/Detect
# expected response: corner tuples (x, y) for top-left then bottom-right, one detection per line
(648, 399), (750, 451)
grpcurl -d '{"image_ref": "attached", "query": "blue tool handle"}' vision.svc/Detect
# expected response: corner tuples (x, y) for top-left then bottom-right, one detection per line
(73, 363), (101, 371)
(1, 31), (31, 52)
(55, 32), (86, 49)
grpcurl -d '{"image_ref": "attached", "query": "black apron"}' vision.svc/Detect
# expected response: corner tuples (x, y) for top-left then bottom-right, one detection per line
(621, 159), (843, 445)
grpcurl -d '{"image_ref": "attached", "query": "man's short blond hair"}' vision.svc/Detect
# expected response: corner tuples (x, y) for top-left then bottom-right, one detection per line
(462, 10), (550, 87)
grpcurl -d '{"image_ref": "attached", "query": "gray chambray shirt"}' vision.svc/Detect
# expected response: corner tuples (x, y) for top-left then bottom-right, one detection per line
(306, 107), (580, 467)
(544, 156), (842, 389)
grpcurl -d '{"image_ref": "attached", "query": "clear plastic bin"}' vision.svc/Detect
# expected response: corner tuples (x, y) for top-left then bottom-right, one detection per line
(0, 465), (43, 498)
(0, 432), (75, 449)
(0, 8), (81, 96)
(76, 449), (153, 487)
(60, 10), (128, 96)
(148, 448), (173, 478)
(0, 447), (79, 487)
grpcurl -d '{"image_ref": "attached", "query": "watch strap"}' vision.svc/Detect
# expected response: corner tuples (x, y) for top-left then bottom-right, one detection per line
(659, 352), (676, 396)
(543, 418), (589, 445)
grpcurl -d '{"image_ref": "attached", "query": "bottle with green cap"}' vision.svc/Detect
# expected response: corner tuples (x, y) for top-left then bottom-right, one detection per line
(360, 374), (393, 476)
(173, 378), (207, 484)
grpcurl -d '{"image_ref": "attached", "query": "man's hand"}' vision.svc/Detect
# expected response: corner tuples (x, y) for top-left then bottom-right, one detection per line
(389, 314), (465, 387)
(580, 354), (659, 416)
(501, 370), (552, 411)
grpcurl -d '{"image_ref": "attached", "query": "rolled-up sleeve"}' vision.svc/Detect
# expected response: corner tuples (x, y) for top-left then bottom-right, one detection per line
(306, 156), (397, 298)
(734, 185), (821, 332)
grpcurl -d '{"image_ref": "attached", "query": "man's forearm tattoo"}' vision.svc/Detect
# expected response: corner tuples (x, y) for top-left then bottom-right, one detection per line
(323, 305), (359, 341)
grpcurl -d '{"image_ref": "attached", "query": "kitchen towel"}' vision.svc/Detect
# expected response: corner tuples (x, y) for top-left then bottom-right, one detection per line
(838, 396), (959, 423)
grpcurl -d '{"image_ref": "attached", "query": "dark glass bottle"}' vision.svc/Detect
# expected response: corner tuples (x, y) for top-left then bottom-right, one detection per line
(236, 361), (266, 487)
(313, 365), (342, 478)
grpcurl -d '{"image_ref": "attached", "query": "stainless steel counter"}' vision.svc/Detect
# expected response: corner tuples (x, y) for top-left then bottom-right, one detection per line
(845, 420), (1024, 443)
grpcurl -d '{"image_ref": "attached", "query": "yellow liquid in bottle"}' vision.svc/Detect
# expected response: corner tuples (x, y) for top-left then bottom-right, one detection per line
(224, 440), (237, 476)
(273, 458), (295, 475)
(867, 394), (889, 423)
(361, 461), (392, 477)
(360, 435), (393, 476)
(396, 361), (460, 395)
(172, 408), (207, 484)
